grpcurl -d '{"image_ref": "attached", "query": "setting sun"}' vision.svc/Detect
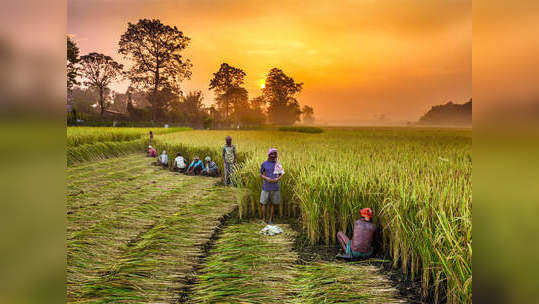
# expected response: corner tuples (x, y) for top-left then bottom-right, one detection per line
(259, 79), (265, 89)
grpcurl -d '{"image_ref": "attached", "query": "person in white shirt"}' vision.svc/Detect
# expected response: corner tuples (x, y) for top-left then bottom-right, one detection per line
(173, 153), (187, 173)
(158, 150), (168, 168)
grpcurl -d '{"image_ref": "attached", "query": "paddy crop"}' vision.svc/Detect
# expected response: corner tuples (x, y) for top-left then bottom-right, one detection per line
(67, 126), (190, 147)
(66, 127), (190, 165)
(191, 220), (405, 303)
(66, 126), (471, 303)
(153, 128), (472, 303)
(67, 155), (238, 303)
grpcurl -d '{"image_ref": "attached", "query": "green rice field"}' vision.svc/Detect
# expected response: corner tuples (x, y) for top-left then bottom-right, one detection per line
(67, 126), (472, 303)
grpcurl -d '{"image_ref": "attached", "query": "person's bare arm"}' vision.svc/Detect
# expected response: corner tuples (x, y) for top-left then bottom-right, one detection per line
(260, 174), (275, 182)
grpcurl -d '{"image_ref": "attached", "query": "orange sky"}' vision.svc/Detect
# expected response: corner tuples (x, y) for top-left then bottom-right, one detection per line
(68, 0), (471, 124)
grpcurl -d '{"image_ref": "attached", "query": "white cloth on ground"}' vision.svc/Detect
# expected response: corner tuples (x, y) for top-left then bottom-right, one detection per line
(259, 225), (283, 236)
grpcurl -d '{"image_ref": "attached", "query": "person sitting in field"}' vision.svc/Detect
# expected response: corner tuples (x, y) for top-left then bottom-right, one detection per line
(148, 145), (157, 157)
(187, 156), (204, 175)
(336, 208), (376, 260)
(260, 148), (284, 225)
(158, 150), (168, 168)
(173, 153), (187, 173)
(202, 156), (219, 177)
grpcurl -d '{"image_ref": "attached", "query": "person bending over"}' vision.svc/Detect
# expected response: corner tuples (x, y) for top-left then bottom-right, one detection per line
(173, 153), (187, 173)
(203, 156), (219, 177)
(147, 145), (157, 157)
(187, 156), (204, 175)
(158, 150), (168, 168)
(337, 208), (376, 259)
(259, 148), (284, 224)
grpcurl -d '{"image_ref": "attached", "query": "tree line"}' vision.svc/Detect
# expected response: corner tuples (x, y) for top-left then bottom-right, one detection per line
(67, 18), (315, 127)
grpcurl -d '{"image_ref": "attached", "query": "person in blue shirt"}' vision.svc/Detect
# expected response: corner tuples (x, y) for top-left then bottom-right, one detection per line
(187, 156), (204, 175)
(259, 148), (284, 224)
(203, 156), (219, 177)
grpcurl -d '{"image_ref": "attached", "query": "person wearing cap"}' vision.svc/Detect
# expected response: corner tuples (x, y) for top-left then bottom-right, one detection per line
(259, 148), (284, 225)
(336, 208), (376, 259)
(222, 136), (236, 185)
(147, 145), (157, 157)
(187, 156), (204, 175)
(158, 150), (168, 168)
(202, 156), (219, 177)
(173, 153), (187, 173)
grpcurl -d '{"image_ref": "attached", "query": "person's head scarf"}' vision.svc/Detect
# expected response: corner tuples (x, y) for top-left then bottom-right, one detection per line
(360, 208), (373, 221)
(267, 148), (278, 158)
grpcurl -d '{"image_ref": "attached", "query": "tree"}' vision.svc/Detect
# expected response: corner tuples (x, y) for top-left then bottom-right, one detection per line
(70, 87), (98, 115)
(262, 68), (303, 125)
(79, 52), (124, 117)
(67, 36), (80, 91)
(237, 96), (267, 127)
(302, 105), (315, 124)
(118, 18), (192, 120)
(209, 63), (247, 122)
(179, 90), (208, 125)
(110, 91), (128, 113)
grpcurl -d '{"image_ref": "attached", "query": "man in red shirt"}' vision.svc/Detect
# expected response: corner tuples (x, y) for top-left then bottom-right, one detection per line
(337, 208), (376, 259)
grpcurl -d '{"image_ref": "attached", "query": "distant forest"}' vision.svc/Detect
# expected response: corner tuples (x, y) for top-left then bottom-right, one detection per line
(418, 99), (472, 126)
(67, 19), (315, 128)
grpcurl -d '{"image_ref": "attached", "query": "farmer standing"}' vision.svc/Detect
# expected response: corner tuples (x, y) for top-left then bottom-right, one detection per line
(149, 131), (154, 145)
(260, 148), (284, 224)
(336, 208), (376, 259)
(222, 136), (236, 185)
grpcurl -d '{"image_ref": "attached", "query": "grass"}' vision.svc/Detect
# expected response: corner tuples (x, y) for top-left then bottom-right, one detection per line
(67, 154), (239, 303)
(190, 220), (405, 303)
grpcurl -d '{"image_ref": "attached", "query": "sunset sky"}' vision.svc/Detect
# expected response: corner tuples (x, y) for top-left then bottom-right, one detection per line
(68, 0), (471, 124)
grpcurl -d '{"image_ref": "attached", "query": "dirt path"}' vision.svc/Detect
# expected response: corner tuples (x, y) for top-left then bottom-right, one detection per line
(68, 154), (407, 303)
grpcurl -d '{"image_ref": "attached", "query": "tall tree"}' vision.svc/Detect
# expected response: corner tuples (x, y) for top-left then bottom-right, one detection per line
(178, 90), (207, 124)
(262, 68), (303, 125)
(67, 36), (80, 91)
(118, 18), (192, 120)
(209, 63), (246, 122)
(301, 105), (315, 124)
(79, 52), (124, 117)
(237, 96), (267, 127)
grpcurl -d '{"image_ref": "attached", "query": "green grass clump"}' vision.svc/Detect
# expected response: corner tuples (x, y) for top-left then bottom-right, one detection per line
(278, 126), (323, 133)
